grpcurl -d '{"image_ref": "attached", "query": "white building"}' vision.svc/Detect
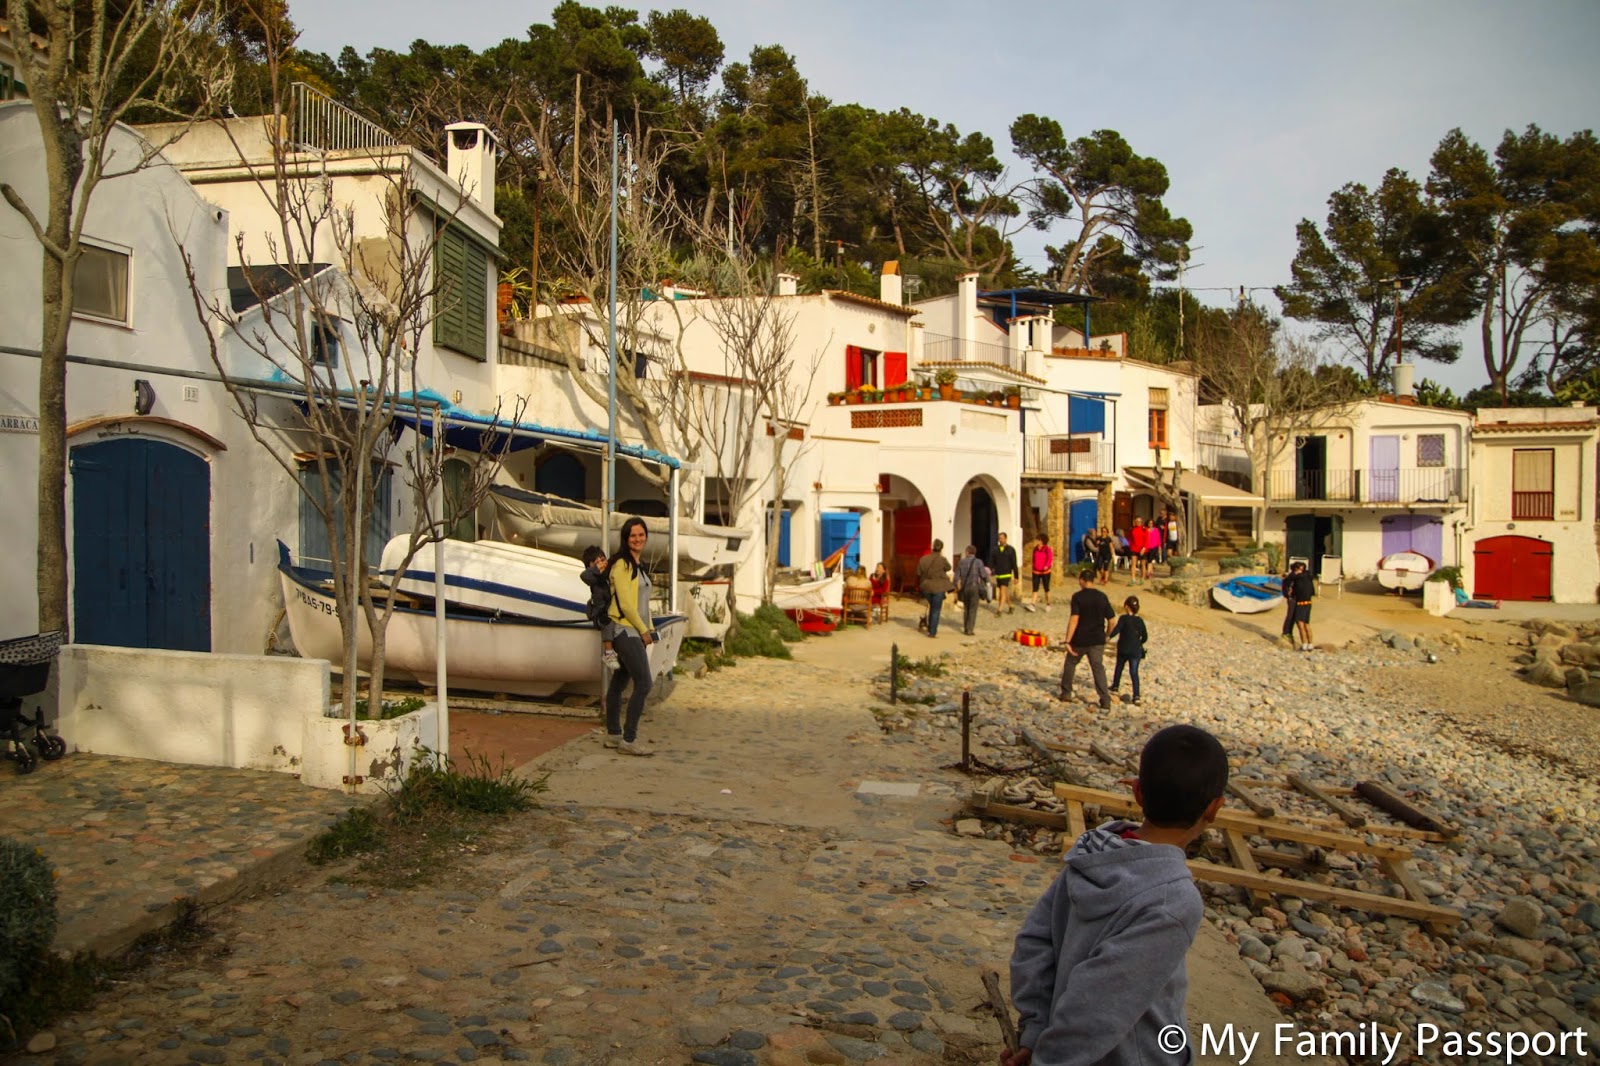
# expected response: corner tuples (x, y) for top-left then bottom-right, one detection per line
(1466, 406), (1600, 603)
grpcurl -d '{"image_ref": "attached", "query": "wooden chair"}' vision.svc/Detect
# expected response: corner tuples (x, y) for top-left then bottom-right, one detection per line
(842, 584), (874, 628)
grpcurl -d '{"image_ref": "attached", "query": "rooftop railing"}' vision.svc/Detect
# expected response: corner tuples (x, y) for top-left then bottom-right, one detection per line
(1266, 467), (1463, 504)
(287, 82), (398, 153)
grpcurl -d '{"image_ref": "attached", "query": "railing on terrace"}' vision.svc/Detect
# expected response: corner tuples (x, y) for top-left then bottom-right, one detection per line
(1512, 491), (1555, 521)
(288, 82), (399, 153)
(1197, 430), (1252, 481)
(1024, 435), (1114, 477)
(1266, 467), (1463, 504)
(921, 332), (1027, 375)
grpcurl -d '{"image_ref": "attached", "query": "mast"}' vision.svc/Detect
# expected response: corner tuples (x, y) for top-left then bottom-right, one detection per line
(603, 120), (619, 553)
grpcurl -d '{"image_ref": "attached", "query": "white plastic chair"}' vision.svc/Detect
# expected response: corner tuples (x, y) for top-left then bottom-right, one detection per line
(1318, 555), (1343, 598)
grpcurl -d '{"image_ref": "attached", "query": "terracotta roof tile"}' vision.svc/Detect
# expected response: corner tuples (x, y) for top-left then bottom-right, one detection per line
(822, 290), (920, 317)
(1475, 420), (1599, 433)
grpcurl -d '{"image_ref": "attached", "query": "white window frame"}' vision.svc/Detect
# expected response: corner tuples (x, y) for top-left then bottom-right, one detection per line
(71, 237), (133, 326)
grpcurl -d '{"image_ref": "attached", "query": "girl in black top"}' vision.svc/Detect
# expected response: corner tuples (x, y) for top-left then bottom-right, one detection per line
(1108, 595), (1149, 704)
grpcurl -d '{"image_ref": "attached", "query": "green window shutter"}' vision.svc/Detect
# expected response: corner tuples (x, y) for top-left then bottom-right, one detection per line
(432, 225), (489, 361)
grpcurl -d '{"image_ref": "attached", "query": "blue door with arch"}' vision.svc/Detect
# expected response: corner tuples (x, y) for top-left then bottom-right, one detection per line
(70, 438), (212, 651)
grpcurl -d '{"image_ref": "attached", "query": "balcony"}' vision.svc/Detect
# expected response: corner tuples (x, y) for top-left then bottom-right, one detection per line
(287, 81), (399, 153)
(1267, 468), (1463, 506)
(1024, 435), (1114, 478)
(921, 332), (1030, 376)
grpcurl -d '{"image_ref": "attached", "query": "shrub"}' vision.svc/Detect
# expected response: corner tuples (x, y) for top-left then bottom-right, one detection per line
(305, 807), (385, 865)
(0, 839), (58, 1008)
(389, 750), (545, 821)
(751, 602), (804, 642)
(1431, 565), (1463, 590)
(893, 653), (946, 678)
(1218, 554), (1255, 574)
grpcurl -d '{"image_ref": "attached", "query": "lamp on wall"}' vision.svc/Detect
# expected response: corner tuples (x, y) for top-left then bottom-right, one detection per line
(133, 379), (156, 416)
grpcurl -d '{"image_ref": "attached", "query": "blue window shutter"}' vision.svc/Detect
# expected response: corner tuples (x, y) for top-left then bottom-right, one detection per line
(1067, 396), (1105, 435)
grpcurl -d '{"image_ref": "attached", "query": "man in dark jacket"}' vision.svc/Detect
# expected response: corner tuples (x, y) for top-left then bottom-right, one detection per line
(1282, 560), (1316, 651)
(989, 532), (1020, 615)
(916, 539), (954, 637)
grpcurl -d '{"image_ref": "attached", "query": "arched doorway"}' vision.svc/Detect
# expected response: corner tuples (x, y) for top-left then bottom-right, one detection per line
(70, 437), (211, 651)
(968, 486), (998, 561)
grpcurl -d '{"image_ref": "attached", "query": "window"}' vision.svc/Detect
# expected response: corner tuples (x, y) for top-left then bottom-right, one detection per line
(844, 345), (879, 390)
(433, 225), (490, 360)
(72, 241), (130, 323)
(1417, 434), (1446, 467)
(0, 61), (21, 101)
(1148, 407), (1168, 449)
(1148, 387), (1169, 408)
(311, 317), (340, 367)
(1512, 448), (1555, 520)
(297, 461), (393, 568)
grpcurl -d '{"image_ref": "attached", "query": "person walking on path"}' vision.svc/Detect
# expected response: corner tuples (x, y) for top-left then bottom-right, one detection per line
(989, 532), (1019, 615)
(1006, 725), (1229, 1066)
(917, 539), (954, 636)
(1283, 560), (1317, 651)
(604, 517), (658, 756)
(1165, 511), (1181, 565)
(1108, 595), (1149, 705)
(1127, 519), (1147, 586)
(1028, 534), (1054, 611)
(1058, 567), (1115, 709)
(954, 544), (986, 636)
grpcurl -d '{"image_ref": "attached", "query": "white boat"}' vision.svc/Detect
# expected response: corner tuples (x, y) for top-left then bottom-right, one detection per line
(1210, 574), (1286, 614)
(379, 535), (589, 622)
(1377, 551), (1434, 592)
(772, 571), (844, 631)
(277, 544), (684, 698)
(487, 485), (753, 574)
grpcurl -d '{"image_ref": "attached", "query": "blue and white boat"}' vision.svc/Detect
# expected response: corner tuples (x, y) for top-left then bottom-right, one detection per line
(1210, 574), (1286, 614)
(380, 535), (590, 622)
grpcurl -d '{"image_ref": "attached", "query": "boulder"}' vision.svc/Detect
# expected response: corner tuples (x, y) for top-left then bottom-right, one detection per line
(1569, 680), (1600, 708)
(1260, 967), (1324, 1003)
(1534, 632), (1569, 650)
(1561, 642), (1600, 667)
(1496, 897), (1546, 939)
(1565, 667), (1592, 690)
(1522, 659), (1568, 688)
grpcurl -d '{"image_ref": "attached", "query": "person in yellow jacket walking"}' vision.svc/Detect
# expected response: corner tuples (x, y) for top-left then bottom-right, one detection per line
(604, 517), (658, 756)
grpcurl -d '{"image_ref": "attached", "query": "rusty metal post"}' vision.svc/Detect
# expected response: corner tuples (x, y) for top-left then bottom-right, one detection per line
(890, 642), (898, 704)
(961, 688), (971, 771)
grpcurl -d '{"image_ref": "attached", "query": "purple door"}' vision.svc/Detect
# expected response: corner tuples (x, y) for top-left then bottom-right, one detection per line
(1381, 514), (1443, 565)
(1369, 435), (1399, 502)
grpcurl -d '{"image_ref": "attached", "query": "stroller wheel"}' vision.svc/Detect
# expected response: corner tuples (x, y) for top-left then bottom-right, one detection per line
(39, 734), (66, 760)
(14, 746), (37, 774)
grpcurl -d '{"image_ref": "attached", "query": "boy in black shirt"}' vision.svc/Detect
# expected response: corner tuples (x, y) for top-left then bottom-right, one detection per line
(1059, 568), (1115, 710)
(1283, 561), (1316, 651)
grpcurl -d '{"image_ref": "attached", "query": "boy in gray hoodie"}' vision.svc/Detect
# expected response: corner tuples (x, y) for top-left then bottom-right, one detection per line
(1005, 725), (1229, 1066)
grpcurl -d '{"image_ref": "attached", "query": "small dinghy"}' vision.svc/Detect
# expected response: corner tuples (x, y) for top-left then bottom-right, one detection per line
(1211, 574), (1285, 614)
(1377, 551), (1434, 592)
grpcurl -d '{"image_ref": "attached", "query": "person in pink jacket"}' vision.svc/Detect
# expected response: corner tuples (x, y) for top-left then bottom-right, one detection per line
(1127, 519), (1148, 586)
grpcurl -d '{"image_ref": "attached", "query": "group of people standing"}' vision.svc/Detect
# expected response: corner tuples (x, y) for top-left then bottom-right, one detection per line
(1077, 511), (1181, 587)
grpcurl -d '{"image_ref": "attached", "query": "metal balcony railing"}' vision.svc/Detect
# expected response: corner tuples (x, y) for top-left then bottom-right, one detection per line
(1267, 467), (1463, 504)
(287, 82), (398, 153)
(922, 332), (1027, 374)
(1196, 431), (1252, 481)
(1024, 436), (1114, 477)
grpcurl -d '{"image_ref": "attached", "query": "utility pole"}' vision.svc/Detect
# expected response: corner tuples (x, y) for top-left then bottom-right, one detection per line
(1376, 275), (1417, 372)
(530, 167), (547, 314)
(1176, 248), (1186, 360)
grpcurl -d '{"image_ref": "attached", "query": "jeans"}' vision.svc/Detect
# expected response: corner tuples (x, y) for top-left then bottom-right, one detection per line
(1061, 644), (1110, 708)
(1113, 653), (1141, 700)
(924, 592), (945, 635)
(1281, 602), (1297, 637)
(605, 629), (653, 742)
(960, 591), (980, 634)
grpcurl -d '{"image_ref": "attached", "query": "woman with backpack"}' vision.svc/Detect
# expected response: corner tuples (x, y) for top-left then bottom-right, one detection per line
(954, 544), (986, 636)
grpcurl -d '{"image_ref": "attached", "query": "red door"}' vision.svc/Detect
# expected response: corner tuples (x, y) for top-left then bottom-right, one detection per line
(1473, 535), (1553, 601)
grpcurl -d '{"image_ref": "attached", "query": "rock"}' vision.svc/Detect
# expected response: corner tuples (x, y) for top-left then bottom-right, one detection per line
(1565, 667), (1592, 690)
(25, 1033), (56, 1054)
(1411, 980), (1467, 1013)
(1260, 969), (1324, 1003)
(1497, 898), (1546, 939)
(1522, 660), (1568, 688)
(954, 819), (985, 838)
(1569, 681), (1600, 707)
(1576, 901), (1600, 930)
(1497, 937), (1547, 971)
(1238, 936), (1272, 964)
(1561, 642), (1600, 667)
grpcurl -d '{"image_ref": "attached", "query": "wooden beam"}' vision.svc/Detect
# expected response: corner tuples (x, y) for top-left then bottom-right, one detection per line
(1289, 773), (1366, 828)
(1021, 727), (1085, 785)
(1051, 782), (1414, 860)
(1227, 781), (1277, 819)
(1186, 860), (1460, 930)
(1223, 828), (1272, 904)
(1355, 780), (1459, 838)
(1066, 799), (1087, 844)
(967, 796), (1069, 830)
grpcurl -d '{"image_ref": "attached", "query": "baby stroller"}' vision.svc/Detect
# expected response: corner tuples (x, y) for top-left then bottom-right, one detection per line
(1, 630), (66, 775)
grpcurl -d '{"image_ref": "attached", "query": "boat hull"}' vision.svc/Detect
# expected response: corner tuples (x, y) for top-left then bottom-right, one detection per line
(773, 573), (844, 633)
(1211, 575), (1285, 614)
(379, 536), (589, 622)
(488, 486), (753, 573)
(1377, 551), (1434, 591)
(278, 556), (684, 698)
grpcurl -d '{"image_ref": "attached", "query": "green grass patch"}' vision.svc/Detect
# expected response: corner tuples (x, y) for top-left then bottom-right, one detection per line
(347, 695), (427, 721)
(893, 652), (947, 678)
(305, 751), (547, 889)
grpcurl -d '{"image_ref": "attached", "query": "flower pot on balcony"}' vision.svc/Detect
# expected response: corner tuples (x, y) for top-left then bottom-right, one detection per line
(938, 385), (957, 401)
(845, 393), (861, 405)
(1006, 394), (1021, 409)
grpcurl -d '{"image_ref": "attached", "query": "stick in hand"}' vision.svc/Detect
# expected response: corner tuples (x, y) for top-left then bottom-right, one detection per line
(981, 969), (1019, 1053)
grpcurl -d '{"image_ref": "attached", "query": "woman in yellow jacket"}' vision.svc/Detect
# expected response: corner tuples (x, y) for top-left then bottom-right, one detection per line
(604, 516), (657, 756)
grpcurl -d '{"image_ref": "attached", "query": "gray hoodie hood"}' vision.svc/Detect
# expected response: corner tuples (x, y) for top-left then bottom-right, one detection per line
(1009, 820), (1202, 1065)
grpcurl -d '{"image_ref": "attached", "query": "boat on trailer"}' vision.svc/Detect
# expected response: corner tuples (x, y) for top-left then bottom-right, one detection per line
(379, 535), (590, 622)
(277, 543), (685, 698)
(1210, 574), (1286, 614)
(1376, 551), (1434, 592)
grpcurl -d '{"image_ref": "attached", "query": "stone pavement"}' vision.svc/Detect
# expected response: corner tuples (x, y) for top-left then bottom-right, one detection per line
(3, 604), (1311, 1065)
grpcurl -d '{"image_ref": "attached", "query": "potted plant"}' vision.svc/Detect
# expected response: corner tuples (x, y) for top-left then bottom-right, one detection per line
(914, 375), (933, 400)
(844, 389), (862, 405)
(934, 367), (958, 400)
(1004, 385), (1022, 409)
(827, 391), (845, 406)
(986, 390), (1004, 406)
(857, 384), (881, 403)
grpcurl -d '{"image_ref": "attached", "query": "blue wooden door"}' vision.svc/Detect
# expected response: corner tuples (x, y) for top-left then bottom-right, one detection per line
(1069, 498), (1099, 563)
(1369, 435), (1400, 502)
(71, 439), (211, 651)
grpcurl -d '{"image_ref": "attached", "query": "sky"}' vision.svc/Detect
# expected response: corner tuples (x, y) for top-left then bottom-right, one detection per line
(289, 0), (1600, 395)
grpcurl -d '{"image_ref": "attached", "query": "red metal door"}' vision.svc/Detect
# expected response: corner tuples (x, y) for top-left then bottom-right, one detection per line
(1473, 536), (1553, 601)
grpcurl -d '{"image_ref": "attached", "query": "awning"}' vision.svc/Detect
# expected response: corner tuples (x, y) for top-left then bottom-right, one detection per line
(1125, 467), (1263, 506)
(394, 407), (682, 469)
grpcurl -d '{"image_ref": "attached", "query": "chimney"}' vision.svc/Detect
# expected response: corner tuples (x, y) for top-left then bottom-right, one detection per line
(880, 260), (902, 305)
(955, 272), (979, 356)
(444, 122), (498, 214)
(1392, 361), (1415, 399)
(776, 272), (798, 297)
